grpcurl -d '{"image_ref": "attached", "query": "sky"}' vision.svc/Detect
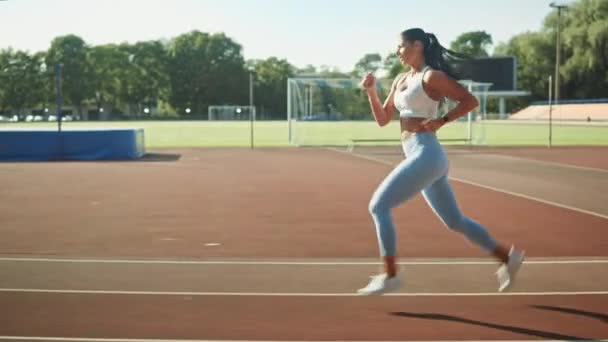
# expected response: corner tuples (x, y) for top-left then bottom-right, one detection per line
(0, 0), (567, 72)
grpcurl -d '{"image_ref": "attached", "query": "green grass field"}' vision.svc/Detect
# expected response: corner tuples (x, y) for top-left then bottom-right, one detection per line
(2, 120), (607, 148)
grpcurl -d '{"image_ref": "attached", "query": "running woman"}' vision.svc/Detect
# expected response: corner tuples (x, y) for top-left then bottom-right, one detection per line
(357, 28), (524, 295)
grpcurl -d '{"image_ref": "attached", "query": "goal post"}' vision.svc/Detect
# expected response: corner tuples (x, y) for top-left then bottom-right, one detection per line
(286, 77), (491, 147)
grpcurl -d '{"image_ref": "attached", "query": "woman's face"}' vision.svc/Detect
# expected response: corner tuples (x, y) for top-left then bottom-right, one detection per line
(396, 37), (423, 65)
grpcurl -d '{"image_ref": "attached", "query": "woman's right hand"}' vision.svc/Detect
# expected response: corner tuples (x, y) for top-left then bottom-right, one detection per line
(360, 72), (376, 90)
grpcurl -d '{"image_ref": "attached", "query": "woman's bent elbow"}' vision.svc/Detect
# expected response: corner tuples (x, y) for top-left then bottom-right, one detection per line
(469, 97), (479, 111)
(378, 119), (390, 127)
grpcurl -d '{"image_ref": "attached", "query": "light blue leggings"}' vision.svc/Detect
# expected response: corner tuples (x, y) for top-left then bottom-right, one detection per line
(368, 132), (497, 256)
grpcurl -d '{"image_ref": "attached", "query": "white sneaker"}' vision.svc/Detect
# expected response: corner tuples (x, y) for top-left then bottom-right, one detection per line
(496, 246), (525, 292)
(357, 273), (402, 295)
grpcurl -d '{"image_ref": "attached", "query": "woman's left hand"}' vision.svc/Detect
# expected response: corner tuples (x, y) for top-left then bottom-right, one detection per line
(421, 118), (445, 132)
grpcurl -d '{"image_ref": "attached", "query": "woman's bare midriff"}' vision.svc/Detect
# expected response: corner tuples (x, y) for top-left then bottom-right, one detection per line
(400, 117), (433, 140)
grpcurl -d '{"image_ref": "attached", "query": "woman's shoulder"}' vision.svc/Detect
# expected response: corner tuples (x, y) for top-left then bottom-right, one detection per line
(422, 68), (450, 84)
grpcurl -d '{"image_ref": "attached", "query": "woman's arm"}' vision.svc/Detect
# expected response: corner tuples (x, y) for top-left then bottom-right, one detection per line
(361, 73), (403, 127)
(421, 70), (478, 131)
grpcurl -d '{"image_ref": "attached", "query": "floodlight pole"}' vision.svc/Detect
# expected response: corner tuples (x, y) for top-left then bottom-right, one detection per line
(249, 70), (254, 149)
(467, 82), (473, 145)
(55, 63), (64, 160)
(55, 63), (63, 132)
(550, 2), (567, 128)
(548, 75), (553, 148)
(287, 79), (292, 143)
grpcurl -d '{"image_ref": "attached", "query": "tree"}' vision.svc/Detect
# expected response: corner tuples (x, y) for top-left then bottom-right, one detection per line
(0, 49), (46, 115)
(351, 53), (382, 78)
(296, 65), (317, 75)
(45, 35), (92, 119)
(494, 31), (554, 111)
(87, 44), (130, 118)
(560, 0), (608, 98)
(494, 0), (607, 103)
(249, 57), (295, 119)
(119, 41), (169, 118)
(167, 31), (248, 117)
(450, 31), (493, 57)
(35, 52), (54, 112)
(383, 52), (406, 79)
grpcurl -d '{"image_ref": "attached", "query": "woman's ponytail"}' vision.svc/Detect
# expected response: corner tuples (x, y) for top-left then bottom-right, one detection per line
(402, 28), (469, 80)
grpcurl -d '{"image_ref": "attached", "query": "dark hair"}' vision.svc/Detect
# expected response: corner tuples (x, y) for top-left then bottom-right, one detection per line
(401, 28), (468, 80)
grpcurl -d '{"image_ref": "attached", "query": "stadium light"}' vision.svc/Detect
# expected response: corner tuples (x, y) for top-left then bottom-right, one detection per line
(549, 2), (568, 106)
(548, 1), (568, 148)
(248, 67), (255, 149)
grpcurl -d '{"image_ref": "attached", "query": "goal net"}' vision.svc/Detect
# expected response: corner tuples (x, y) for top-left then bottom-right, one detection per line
(208, 105), (256, 121)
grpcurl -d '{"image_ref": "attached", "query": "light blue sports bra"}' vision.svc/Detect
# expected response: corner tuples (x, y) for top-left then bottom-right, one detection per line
(393, 66), (439, 119)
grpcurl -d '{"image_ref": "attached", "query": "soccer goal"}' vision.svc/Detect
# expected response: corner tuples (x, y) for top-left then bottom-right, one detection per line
(286, 77), (491, 147)
(208, 105), (256, 121)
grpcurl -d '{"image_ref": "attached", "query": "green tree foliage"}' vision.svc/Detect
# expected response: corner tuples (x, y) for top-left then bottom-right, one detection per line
(87, 44), (129, 117)
(384, 53), (406, 79)
(351, 53), (382, 78)
(250, 57), (295, 119)
(0, 49), (46, 114)
(119, 41), (169, 117)
(450, 31), (493, 57)
(560, 0), (608, 98)
(494, 31), (554, 99)
(45, 35), (92, 118)
(167, 31), (247, 117)
(494, 0), (607, 102)
(1, 0), (604, 119)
